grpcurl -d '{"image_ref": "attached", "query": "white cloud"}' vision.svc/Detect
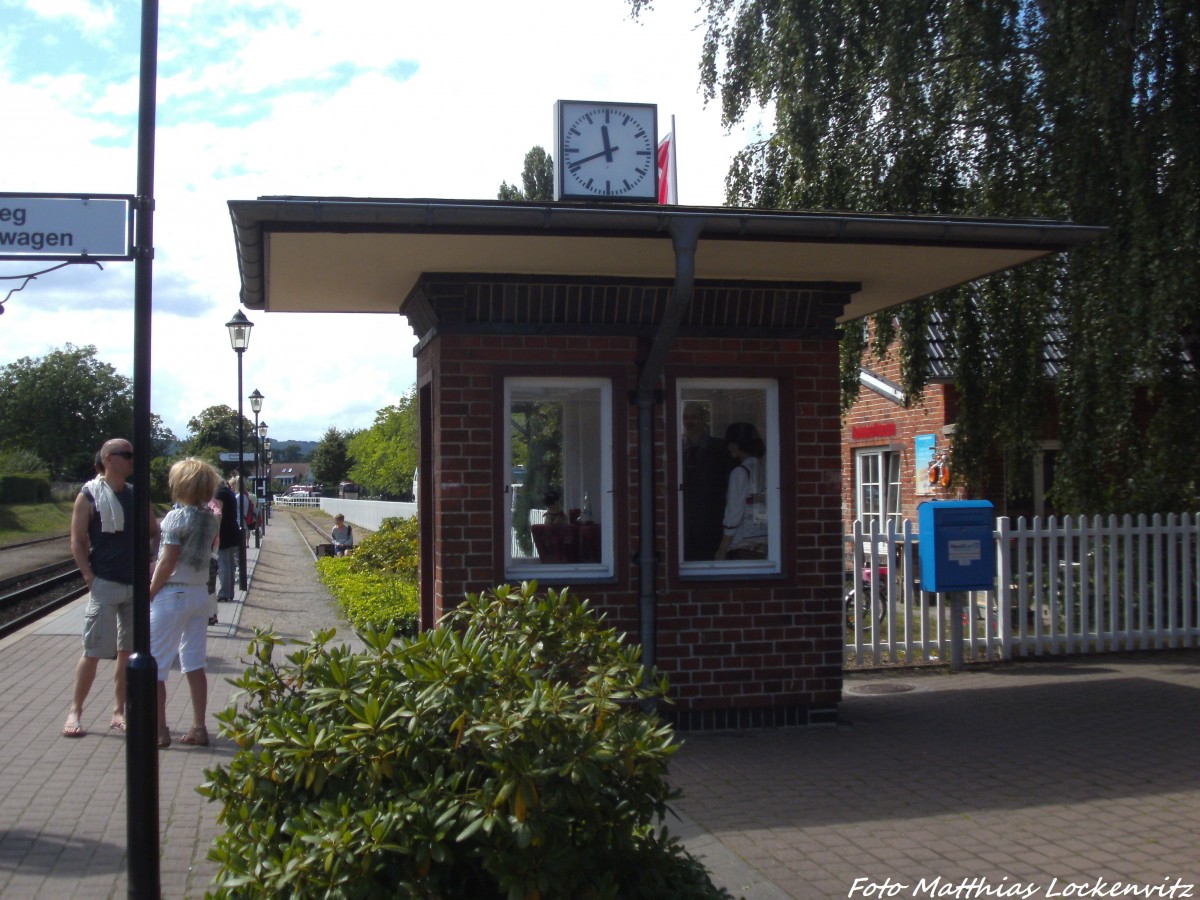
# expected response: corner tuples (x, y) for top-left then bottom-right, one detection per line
(1, 0), (764, 442)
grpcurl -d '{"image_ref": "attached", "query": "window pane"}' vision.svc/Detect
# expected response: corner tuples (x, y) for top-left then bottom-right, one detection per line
(678, 379), (779, 574)
(885, 452), (902, 529)
(506, 379), (611, 576)
(856, 449), (887, 530)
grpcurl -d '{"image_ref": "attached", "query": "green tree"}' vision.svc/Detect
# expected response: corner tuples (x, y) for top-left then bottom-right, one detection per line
(347, 389), (419, 499)
(510, 400), (563, 555)
(310, 426), (352, 486)
(149, 415), (177, 460)
(0, 344), (133, 479)
(497, 145), (555, 201)
(276, 442), (306, 463)
(185, 405), (254, 456)
(633, 0), (1200, 513)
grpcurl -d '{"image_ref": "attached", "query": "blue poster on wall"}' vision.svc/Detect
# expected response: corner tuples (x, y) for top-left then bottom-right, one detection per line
(915, 434), (937, 496)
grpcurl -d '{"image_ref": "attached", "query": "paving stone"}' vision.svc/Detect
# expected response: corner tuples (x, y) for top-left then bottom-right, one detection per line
(2, 510), (1199, 898)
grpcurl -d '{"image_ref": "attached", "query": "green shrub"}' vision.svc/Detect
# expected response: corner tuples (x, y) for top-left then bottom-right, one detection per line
(347, 515), (418, 575)
(315, 515), (419, 634)
(0, 474), (52, 504)
(200, 582), (730, 900)
(0, 449), (50, 478)
(316, 555), (419, 635)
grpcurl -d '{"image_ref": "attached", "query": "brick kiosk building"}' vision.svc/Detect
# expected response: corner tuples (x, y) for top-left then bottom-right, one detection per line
(229, 198), (1100, 727)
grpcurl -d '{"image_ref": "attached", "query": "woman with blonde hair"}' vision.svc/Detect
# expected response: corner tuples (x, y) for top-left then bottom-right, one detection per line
(149, 458), (221, 748)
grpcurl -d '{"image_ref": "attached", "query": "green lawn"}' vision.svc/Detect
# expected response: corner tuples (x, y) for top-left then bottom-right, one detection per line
(0, 501), (75, 546)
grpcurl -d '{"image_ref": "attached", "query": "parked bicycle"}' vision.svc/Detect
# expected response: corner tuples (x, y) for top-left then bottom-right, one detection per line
(845, 563), (889, 630)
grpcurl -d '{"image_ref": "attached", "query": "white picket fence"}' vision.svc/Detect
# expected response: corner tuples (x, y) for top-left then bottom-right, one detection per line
(844, 513), (1200, 666)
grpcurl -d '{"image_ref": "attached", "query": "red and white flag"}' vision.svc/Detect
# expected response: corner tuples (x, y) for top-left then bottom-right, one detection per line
(657, 119), (678, 204)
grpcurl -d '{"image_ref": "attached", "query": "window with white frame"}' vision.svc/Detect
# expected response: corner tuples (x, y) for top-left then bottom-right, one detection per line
(677, 378), (781, 576)
(504, 378), (613, 579)
(854, 448), (902, 534)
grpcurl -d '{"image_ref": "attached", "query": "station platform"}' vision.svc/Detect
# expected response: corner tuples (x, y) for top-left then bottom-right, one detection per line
(0, 511), (1197, 898)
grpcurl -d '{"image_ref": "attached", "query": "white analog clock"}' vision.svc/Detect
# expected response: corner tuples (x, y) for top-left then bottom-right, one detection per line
(554, 100), (658, 201)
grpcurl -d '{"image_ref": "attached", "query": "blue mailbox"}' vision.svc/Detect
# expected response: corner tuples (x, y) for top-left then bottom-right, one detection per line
(918, 500), (996, 592)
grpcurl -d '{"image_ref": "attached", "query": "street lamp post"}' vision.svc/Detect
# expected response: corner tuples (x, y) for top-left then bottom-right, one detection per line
(248, 389), (263, 548)
(262, 436), (272, 527)
(258, 423), (269, 531)
(226, 310), (254, 591)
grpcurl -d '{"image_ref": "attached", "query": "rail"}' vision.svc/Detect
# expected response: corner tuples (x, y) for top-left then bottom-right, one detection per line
(0, 565), (87, 640)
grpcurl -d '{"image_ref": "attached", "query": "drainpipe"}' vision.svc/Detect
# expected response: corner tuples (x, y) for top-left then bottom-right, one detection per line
(636, 217), (702, 679)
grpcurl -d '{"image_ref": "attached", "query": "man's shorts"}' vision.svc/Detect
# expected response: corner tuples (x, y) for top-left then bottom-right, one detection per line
(81, 577), (134, 659)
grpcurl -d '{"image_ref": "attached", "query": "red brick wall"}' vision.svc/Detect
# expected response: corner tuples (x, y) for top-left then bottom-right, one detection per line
(417, 331), (845, 727)
(840, 342), (964, 542)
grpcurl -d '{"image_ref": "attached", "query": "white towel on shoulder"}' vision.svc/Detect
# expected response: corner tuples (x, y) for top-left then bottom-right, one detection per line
(85, 476), (125, 533)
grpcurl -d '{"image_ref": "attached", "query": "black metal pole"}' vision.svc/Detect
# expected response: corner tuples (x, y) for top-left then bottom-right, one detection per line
(237, 355), (247, 590)
(127, 0), (160, 896)
(252, 411), (260, 548)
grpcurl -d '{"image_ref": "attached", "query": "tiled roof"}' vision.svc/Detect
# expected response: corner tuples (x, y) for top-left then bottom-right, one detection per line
(924, 300), (1066, 380)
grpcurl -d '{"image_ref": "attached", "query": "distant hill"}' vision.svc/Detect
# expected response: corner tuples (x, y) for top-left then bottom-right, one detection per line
(162, 438), (317, 461)
(275, 439), (318, 461)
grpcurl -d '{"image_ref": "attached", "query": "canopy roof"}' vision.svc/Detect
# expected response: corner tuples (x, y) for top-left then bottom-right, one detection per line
(228, 197), (1103, 322)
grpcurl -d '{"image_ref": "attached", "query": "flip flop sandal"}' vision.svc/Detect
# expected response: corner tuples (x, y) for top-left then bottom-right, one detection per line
(157, 731), (172, 749)
(180, 725), (209, 746)
(62, 722), (85, 738)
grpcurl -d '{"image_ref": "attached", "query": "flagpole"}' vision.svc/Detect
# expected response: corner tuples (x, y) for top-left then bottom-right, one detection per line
(669, 114), (678, 205)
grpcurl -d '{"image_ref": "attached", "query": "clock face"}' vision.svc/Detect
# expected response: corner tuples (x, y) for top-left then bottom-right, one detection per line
(557, 102), (657, 200)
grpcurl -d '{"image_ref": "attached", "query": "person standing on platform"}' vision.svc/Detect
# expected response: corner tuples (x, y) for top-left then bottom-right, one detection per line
(213, 478), (240, 602)
(62, 438), (159, 738)
(148, 458), (221, 748)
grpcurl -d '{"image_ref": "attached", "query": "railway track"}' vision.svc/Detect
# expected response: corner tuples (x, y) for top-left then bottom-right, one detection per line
(0, 563), (87, 640)
(0, 534), (81, 638)
(287, 508), (337, 559)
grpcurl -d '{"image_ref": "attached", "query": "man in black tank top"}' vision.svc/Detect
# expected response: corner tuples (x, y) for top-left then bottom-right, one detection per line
(62, 438), (159, 738)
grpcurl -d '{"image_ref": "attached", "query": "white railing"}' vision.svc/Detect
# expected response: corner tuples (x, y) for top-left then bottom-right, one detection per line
(276, 495), (321, 508)
(844, 513), (1200, 666)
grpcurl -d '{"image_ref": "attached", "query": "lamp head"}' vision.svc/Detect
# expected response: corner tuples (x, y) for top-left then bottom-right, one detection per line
(226, 310), (254, 352)
(249, 389), (264, 413)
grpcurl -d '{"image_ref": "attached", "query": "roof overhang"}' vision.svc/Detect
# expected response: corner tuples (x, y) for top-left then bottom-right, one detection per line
(228, 197), (1104, 322)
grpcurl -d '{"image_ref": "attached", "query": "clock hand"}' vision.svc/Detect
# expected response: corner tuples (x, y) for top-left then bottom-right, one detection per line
(601, 125), (614, 162)
(568, 145), (621, 170)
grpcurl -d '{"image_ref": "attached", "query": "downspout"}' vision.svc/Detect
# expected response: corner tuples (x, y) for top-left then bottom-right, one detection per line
(636, 217), (702, 680)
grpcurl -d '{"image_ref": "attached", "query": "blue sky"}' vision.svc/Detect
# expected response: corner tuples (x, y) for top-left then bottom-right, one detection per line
(1, 0), (764, 441)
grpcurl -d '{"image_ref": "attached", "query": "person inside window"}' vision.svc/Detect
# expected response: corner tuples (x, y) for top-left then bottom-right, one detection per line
(715, 422), (768, 560)
(542, 489), (568, 525)
(331, 514), (353, 556)
(681, 402), (732, 560)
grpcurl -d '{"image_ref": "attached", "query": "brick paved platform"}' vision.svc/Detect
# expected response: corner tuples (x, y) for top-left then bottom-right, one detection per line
(0, 510), (1197, 898)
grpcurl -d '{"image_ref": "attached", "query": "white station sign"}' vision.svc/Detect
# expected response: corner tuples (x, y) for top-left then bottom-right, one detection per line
(0, 194), (132, 259)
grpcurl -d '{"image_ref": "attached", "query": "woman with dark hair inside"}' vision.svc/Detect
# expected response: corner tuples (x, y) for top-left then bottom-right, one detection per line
(715, 422), (768, 560)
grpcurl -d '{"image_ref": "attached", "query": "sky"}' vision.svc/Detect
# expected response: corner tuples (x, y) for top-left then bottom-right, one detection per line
(0, 0), (768, 443)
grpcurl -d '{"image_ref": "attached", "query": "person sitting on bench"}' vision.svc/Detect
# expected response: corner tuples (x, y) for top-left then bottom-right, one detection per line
(331, 515), (353, 556)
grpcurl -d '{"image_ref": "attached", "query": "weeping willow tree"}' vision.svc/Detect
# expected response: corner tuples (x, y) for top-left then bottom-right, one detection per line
(630, 0), (1199, 514)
